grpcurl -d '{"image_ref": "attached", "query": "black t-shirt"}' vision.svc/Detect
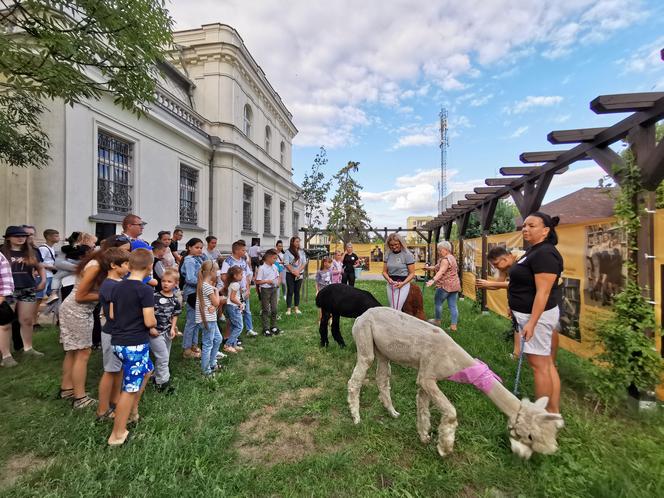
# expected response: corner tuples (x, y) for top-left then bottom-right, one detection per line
(508, 241), (563, 314)
(109, 279), (155, 346)
(8, 248), (41, 289)
(99, 278), (120, 334)
(169, 241), (179, 253)
(342, 253), (359, 272)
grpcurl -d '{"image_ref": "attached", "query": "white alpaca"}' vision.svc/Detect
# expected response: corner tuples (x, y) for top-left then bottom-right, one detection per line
(347, 307), (564, 459)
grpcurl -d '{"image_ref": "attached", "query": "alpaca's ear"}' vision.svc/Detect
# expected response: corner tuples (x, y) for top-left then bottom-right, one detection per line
(533, 396), (549, 410)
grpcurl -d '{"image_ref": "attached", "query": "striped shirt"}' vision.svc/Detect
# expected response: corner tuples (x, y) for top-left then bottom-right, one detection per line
(195, 282), (218, 324)
(0, 252), (14, 297)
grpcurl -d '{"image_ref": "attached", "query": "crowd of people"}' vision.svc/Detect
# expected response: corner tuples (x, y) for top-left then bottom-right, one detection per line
(0, 210), (564, 445)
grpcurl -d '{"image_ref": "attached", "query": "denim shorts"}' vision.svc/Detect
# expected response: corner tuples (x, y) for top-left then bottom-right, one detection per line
(112, 343), (154, 393)
(35, 277), (53, 299)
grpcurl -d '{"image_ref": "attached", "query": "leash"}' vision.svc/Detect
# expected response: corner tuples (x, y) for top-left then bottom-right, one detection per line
(513, 334), (527, 396)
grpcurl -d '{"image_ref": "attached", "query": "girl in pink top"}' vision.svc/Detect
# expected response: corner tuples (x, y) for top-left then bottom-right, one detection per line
(331, 250), (344, 284)
(426, 241), (461, 331)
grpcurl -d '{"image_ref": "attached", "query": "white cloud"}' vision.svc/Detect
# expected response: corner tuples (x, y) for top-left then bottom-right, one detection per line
(617, 36), (664, 75)
(504, 95), (563, 115)
(169, 0), (644, 148)
(470, 93), (494, 107)
(389, 115), (471, 150)
(508, 125), (529, 138)
(553, 114), (571, 124)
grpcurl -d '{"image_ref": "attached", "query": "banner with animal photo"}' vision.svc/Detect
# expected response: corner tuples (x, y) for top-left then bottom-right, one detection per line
(461, 237), (481, 299)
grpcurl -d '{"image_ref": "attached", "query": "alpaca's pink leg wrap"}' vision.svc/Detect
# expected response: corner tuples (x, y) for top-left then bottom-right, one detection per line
(447, 360), (502, 394)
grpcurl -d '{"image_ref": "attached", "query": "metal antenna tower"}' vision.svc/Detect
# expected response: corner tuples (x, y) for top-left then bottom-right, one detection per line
(439, 107), (449, 211)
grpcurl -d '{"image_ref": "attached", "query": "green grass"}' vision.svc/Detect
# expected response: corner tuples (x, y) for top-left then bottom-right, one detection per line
(1, 281), (663, 497)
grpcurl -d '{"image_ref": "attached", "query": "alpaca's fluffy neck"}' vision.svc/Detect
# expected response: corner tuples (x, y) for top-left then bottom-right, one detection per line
(484, 381), (521, 419)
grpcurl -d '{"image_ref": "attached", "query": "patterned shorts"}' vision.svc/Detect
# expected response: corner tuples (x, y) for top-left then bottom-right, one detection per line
(7, 287), (37, 304)
(112, 343), (154, 393)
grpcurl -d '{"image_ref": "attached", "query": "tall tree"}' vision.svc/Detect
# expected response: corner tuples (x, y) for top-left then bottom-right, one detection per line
(453, 199), (518, 239)
(327, 161), (371, 244)
(299, 146), (330, 245)
(0, 0), (174, 169)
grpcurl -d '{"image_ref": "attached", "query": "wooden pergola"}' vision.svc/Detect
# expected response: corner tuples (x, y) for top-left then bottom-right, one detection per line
(422, 92), (664, 312)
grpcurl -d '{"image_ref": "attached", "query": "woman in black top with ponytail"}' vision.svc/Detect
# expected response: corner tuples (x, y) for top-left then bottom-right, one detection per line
(508, 212), (563, 414)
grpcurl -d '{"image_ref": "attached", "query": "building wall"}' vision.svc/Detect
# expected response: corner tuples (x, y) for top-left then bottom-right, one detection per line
(406, 216), (433, 244)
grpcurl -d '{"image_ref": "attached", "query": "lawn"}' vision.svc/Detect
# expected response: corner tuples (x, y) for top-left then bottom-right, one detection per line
(1, 281), (663, 497)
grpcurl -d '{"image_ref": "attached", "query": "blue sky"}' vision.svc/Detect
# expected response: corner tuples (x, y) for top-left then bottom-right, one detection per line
(170, 0), (664, 226)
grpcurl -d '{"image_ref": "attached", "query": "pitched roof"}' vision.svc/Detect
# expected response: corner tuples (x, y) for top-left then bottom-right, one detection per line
(516, 187), (617, 226)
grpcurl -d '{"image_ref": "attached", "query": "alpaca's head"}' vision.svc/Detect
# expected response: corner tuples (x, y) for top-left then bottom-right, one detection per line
(508, 397), (564, 459)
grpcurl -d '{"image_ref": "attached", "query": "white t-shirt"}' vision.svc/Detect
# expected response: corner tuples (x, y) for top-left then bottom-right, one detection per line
(256, 263), (280, 289)
(226, 281), (242, 307)
(220, 255), (252, 292)
(39, 244), (57, 278)
(248, 245), (262, 258)
(204, 248), (221, 262)
(195, 282), (218, 324)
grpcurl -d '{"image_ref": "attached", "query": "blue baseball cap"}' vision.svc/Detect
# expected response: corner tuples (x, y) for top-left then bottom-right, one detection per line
(130, 240), (153, 251)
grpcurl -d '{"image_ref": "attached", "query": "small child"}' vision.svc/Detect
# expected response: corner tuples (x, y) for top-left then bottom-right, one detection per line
(223, 266), (245, 354)
(331, 250), (344, 284)
(150, 268), (182, 390)
(96, 247), (130, 421)
(316, 257), (333, 292)
(255, 249), (282, 337)
(196, 260), (223, 376)
(151, 240), (168, 292)
(130, 240), (158, 287)
(107, 248), (156, 446)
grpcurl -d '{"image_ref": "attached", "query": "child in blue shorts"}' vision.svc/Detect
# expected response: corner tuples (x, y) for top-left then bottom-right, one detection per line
(107, 248), (156, 446)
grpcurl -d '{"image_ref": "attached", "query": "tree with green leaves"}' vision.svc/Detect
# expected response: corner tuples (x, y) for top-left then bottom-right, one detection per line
(0, 0), (174, 169)
(454, 200), (519, 239)
(299, 146), (330, 245)
(327, 161), (371, 244)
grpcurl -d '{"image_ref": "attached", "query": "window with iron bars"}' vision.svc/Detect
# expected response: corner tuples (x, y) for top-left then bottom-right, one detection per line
(243, 184), (253, 231)
(179, 165), (198, 225)
(279, 201), (286, 235)
(264, 194), (272, 234)
(97, 131), (133, 214)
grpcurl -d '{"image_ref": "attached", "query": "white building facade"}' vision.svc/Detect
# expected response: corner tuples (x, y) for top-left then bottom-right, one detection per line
(0, 23), (304, 251)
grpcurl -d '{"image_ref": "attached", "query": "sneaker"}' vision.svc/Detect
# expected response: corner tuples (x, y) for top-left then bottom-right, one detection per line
(216, 351), (227, 359)
(46, 294), (59, 304)
(237, 340), (243, 346)
(246, 330), (258, 337)
(1, 356), (18, 368)
(271, 327), (281, 336)
(285, 309), (291, 316)
(263, 329), (272, 337)
(156, 382), (175, 395)
(22, 348), (44, 357)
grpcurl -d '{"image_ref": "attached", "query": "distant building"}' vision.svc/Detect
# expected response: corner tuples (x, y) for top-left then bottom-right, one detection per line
(406, 216), (434, 244)
(438, 191), (472, 213)
(0, 23), (304, 250)
(516, 187), (617, 227)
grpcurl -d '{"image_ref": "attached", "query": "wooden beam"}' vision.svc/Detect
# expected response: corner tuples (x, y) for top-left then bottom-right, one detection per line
(485, 178), (518, 186)
(458, 212), (472, 238)
(474, 186), (503, 194)
(547, 127), (608, 144)
(586, 146), (625, 181)
(413, 228), (430, 242)
(590, 92), (664, 114)
(480, 198), (499, 231)
(527, 170), (555, 214)
(458, 200), (478, 206)
(443, 222), (453, 241)
(465, 193), (491, 200)
(500, 165), (569, 176)
(520, 150), (589, 163)
(640, 138), (664, 190)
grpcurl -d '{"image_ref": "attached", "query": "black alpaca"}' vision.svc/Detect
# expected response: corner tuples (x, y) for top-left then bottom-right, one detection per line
(315, 284), (381, 348)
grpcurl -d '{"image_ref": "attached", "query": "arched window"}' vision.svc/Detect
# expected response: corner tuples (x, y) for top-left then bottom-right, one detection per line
(265, 125), (271, 153)
(280, 141), (285, 165)
(243, 104), (253, 138)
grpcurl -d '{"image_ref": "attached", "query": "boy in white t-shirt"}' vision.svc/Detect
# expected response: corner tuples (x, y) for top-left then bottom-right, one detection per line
(37, 229), (60, 306)
(255, 249), (282, 336)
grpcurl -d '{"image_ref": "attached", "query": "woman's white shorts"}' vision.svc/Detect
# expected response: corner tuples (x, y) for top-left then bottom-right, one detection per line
(512, 306), (559, 356)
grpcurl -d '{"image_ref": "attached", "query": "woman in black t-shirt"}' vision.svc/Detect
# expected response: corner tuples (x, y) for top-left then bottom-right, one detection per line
(508, 212), (563, 414)
(341, 243), (360, 287)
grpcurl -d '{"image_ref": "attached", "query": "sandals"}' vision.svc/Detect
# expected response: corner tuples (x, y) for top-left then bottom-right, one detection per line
(96, 408), (115, 422)
(72, 395), (97, 409)
(59, 388), (75, 400)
